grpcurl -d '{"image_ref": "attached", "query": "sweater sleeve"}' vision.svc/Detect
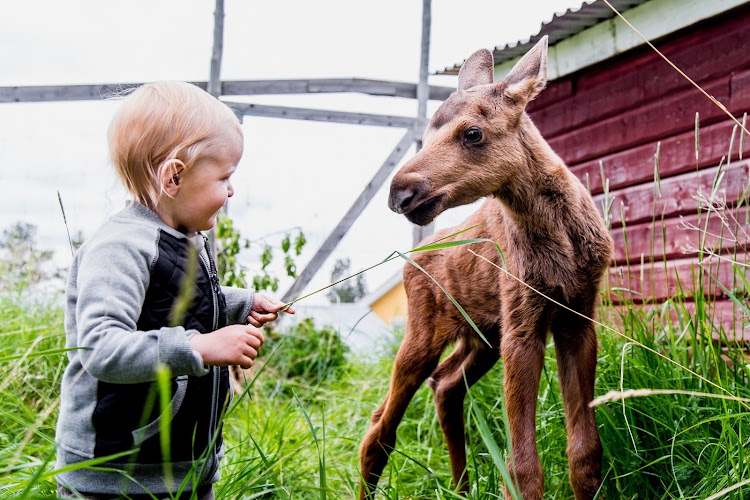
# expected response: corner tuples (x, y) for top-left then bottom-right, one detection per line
(73, 232), (207, 383)
(221, 286), (254, 325)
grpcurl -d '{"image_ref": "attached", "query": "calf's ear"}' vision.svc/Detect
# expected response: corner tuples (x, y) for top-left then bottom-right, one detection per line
(457, 48), (494, 91)
(502, 35), (548, 106)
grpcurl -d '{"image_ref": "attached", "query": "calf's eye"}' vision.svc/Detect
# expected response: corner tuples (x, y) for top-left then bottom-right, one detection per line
(464, 128), (483, 144)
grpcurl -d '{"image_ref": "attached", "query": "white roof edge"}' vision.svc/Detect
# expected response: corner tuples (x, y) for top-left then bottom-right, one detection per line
(494, 0), (749, 81)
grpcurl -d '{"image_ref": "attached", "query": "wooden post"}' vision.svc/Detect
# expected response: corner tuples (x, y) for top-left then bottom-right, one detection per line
(413, 0), (435, 247)
(208, 0), (225, 261)
(416, 0), (431, 127)
(208, 0), (224, 99)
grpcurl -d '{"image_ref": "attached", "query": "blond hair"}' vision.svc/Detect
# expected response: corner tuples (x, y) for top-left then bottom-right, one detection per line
(108, 81), (242, 209)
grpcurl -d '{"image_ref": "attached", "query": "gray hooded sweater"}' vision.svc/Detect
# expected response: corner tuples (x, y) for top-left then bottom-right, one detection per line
(55, 202), (254, 495)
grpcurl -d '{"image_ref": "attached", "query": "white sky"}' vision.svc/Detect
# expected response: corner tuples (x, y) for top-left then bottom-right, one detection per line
(0, 0), (582, 304)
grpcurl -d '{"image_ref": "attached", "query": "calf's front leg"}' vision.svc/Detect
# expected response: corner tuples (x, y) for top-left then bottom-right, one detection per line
(501, 326), (546, 500)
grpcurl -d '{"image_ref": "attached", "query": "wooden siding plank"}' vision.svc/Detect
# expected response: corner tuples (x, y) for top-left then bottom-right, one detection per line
(570, 118), (750, 196)
(730, 69), (750, 115)
(609, 206), (750, 264)
(678, 300), (750, 343)
(525, 77), (573, 114)
(547, 78), (734, 167)
(608, 252), (749, 304)
(593, 159), (750, 228)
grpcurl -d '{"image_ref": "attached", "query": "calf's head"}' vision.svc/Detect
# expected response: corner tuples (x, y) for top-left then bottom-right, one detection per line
(388, 36), (549, 225)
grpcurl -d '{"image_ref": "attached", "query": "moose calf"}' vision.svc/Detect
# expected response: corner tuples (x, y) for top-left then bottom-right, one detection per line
(359, 36), (613, 500)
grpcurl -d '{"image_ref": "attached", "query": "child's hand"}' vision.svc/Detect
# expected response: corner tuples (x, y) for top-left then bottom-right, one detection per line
(247, 293), (295, 327)
(189, 325), (264, 369)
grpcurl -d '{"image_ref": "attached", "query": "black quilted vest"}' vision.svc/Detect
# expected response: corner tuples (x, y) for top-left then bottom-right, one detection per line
(92, 230), (231, 465)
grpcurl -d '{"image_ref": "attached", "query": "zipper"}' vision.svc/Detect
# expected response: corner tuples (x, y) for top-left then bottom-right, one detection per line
(200, 235), (221, 333)
(198, 235), (222, 482)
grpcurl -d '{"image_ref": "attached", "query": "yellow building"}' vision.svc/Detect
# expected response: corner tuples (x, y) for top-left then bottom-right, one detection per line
(365, 271), (407, 328)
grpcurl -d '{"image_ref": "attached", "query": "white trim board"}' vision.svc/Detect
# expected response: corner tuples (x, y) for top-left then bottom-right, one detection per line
(494, 0), (749, 81)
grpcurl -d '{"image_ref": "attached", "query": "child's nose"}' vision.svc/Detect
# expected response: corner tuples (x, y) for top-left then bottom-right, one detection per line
(227, 182), (234, 198)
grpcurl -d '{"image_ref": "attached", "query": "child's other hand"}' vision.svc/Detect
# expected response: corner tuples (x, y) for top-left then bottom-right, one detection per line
(247, 293), (295, 327)
(189, 325), (264, 369)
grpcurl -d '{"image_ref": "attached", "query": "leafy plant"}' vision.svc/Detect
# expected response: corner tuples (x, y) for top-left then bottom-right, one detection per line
(215, 213), (251, 288)
(215, 213), (306, 291)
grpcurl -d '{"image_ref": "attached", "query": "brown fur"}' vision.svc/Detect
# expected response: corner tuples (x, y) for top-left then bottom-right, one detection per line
(358, 37), (613, 500)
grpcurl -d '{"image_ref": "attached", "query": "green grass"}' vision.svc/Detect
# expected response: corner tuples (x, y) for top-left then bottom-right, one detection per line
(1, 264), (749, 499)
(0, 297), (66, 497)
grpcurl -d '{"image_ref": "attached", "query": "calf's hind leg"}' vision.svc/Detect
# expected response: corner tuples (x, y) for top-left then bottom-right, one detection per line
(429, 337), (499, 492)
(358, 319), (445, 499)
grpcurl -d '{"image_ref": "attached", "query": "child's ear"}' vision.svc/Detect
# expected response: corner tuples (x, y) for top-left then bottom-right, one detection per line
(160, 159), (185, 197)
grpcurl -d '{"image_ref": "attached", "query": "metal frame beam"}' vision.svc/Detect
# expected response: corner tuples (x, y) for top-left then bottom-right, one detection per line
(225, 102), (417, 128)
(0, 78), (453, 104)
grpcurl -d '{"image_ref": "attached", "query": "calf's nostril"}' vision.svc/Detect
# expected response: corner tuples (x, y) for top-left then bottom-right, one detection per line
(389, 188), (417, 214)
(399, 191), (416, 211)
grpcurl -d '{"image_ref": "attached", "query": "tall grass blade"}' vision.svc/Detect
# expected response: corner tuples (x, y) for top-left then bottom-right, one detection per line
(45, 450), (138, 477)
(591, 388), (750, 406)
(169, 244), (198, 327)
(600, 161), (614, 229)
(155, 364), (173, 487)
(466, 381), (520, 500)
(696, 112), (700, 169)
(619, 342), (639, 454)
(654, 141), (662, 198)
(293, 392), (327, 500)
(0, 346), (83, 363)
(57, 190), (75, 259)
(741, 113), (747, 161)
(226, 337), (287, 415)
(704, 477), (750, 500)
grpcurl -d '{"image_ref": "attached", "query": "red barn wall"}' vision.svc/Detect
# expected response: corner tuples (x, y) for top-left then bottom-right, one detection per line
(526, 4), (750, 339)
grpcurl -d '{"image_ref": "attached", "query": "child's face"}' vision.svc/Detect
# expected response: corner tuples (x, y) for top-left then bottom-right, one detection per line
(171, 128), (243, 234)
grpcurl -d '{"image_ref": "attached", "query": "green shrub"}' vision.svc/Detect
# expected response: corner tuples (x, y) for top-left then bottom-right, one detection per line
(258, 318), (351, 395)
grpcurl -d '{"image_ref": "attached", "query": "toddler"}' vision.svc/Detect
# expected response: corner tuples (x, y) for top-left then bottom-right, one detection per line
(55, 81), (291, 499)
